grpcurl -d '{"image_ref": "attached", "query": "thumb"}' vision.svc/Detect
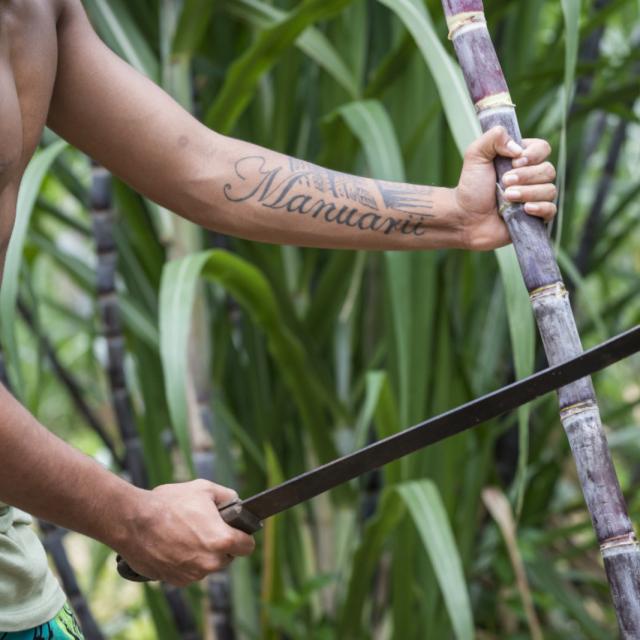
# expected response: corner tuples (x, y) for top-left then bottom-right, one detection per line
(464, 126), (523, 164)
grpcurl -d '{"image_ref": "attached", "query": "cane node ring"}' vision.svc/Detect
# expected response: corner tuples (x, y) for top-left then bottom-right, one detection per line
(446, 11), (486, 39)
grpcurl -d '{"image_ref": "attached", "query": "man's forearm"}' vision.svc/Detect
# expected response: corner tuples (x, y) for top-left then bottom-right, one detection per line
(176, 134), (464, 251)
(49, 8), (463, 251)
(0, 384), (139, 549)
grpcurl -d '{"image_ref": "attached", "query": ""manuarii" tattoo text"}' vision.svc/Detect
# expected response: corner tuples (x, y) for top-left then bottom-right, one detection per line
(223, 156), (433, 237)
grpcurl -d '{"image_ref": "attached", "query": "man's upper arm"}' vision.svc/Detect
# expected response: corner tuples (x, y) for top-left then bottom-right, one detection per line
(48, 0), (217, 217)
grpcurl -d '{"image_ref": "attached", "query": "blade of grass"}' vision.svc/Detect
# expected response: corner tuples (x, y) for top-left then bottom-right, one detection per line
(398, 480), (474, 640)
(0, 140), (67, 394)
(227, 0), (359, 98)
(554, 0), (581, 247)
(206, 0), (356, 133)
(159, 249), (339, 475)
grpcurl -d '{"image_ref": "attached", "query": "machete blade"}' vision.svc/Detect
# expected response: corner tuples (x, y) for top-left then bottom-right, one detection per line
(118, 324), (640, 580)
(221, 324), (640, 530)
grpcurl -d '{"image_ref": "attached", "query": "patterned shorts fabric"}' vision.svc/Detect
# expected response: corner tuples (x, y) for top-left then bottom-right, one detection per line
(0, 604), (84, 640)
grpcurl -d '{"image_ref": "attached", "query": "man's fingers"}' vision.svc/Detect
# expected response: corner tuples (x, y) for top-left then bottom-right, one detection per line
(512, 139), (553, 168)
(503, 162), (556, 187)
(465, 126), (523, 163)
(504, 184), (557, 204)
(524, 201), (557, 222)
(209, 525), (256, 557)
(204, 553), (235, 574)
(191, 479), (239, 505)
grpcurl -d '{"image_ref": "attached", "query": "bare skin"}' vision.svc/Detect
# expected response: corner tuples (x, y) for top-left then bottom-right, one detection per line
(0, 0), (557, 586)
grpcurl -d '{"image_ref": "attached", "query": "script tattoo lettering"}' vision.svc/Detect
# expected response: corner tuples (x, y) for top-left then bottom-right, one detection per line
(223, 156), (434, 237)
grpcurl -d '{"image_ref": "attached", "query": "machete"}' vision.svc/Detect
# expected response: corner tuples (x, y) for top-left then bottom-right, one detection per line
(118, 324), (640, 582)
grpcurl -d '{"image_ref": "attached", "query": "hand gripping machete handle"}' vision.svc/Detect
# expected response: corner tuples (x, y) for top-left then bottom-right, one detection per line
(116, 500), (263, 582)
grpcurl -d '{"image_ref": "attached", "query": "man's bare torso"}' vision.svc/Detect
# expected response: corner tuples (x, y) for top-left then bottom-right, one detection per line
(0, 0), (63, 276)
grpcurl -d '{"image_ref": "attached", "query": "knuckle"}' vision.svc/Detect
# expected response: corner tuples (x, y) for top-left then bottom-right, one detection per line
(237, 536), (255, 556)
(210, 554), (230, 573)
(212, 483), (239, 503)
(206, 557), (222, 573)
(218, 532), (236, 551)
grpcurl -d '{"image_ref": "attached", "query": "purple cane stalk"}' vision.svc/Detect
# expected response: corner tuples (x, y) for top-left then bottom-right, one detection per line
(441, 1), (640, 635)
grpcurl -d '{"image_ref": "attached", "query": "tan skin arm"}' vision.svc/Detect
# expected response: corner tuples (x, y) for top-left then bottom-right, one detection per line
(48, 1), (556, 253)
(2, 0), (553, 587)
(0, 384), (254, 586)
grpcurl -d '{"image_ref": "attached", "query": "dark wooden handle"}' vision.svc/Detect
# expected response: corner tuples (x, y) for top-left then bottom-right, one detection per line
(116, 500), (262, 582)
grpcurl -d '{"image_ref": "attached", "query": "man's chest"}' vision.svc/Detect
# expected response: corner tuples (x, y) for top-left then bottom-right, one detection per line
(0, 0), (60, 270)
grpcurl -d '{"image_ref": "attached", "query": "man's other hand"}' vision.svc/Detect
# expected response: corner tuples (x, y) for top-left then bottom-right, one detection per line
(455, 126), (557, 251)
(115, 480), (255, 587)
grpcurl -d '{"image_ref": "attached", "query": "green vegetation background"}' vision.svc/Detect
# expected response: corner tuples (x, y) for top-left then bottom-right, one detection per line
(3, 0), (640, 637)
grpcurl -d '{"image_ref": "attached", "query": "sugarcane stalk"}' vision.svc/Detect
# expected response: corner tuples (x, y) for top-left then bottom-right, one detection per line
(575, 118), (627, 276)
(90, 163), (201, 640)
(39, 521), (105, 640)
(17, 300), (121, 465)
(441, 1), (640, 635)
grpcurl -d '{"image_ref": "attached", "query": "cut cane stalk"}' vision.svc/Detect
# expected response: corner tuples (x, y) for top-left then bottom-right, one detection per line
(442, 1), (640, 635)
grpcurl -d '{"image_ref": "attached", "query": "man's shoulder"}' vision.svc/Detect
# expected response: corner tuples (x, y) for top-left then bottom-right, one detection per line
(0, 0), (70, 34)
(54, 0), (83, 26)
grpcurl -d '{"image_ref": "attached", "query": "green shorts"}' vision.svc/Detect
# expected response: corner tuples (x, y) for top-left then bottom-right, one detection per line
(0, 604), (84, 639)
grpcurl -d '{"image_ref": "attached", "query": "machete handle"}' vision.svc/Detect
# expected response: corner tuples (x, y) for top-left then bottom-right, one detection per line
(116, 500), (262, 582)
(218, 499), (263, 534)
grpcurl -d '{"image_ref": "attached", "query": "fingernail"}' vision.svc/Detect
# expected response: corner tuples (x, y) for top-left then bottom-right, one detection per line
(525, 203), (539, 213)
(503, 172), (519, 186)
(507, 140), (524, 155)
(505, 188), (521, 200)
(513, 157), (529, 168)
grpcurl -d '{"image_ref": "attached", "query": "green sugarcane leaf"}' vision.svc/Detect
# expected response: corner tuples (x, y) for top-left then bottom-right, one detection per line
(206, 0), (355, 133)
(555, 0), (581, 247)
(226, 0), (359, 98)
(159, 249), (339, 475)
(172, 0), (217, 56)
(382, 0), (536, 512)
(497, 246), (534, 515)
(377, 0), (479, 152)
(159, 252), (210, 474)
(0, 140), (67, 395)
(397, 480), (474, 640)
(143, 584), (181, 640)
(336, 99), (436, 428)
(353, 371), (386, 450)
(557, 248), (607, 342)
(336, 100), (405, 181)
(527, 559), (610, 640)
(337, 490), (405, 637)
(370, 371), (404, 484)
(83, 0), (159, 80)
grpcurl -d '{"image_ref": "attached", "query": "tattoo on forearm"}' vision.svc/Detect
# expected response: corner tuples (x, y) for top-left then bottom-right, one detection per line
(375, 181), (434, 217)
(223, 156), (434, 237)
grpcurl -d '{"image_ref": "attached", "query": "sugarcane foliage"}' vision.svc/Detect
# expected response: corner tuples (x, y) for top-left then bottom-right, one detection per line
(159, 249), (340, 471)
(2, 0), (639, 636)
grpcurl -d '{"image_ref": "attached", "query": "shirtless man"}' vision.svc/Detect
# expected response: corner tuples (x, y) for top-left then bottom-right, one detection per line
(0, 0), (558, 635)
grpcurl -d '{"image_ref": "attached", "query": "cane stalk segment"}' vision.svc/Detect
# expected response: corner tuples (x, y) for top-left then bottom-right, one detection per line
(441, 1), (640, 635)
